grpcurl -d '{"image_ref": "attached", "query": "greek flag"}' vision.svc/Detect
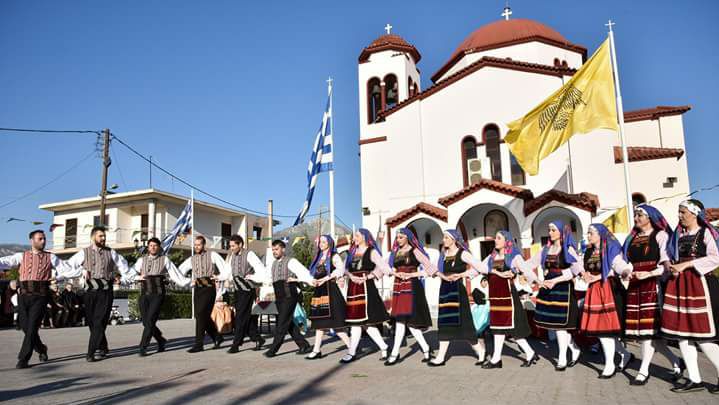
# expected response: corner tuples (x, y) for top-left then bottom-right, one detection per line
(161, 198), (193, 253)
(294, 89), (333, 226)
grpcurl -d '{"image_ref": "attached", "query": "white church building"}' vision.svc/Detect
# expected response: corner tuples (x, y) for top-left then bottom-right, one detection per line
(357, 17), (692, 259)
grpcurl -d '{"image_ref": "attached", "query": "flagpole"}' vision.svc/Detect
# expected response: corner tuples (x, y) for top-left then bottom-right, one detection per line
(190, 188), (195, 320)
(606, 20), (635, 227)
(327, 77), (336, 240)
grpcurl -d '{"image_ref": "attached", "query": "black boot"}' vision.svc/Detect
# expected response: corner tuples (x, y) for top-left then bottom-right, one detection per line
(254, 337), (265, 351)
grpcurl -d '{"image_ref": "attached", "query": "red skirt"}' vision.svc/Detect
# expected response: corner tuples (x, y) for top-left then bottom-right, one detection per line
(662, 268), (718, 340)
(488, 274), (514, 329)
(390, 266), (415, 318)
(625, 262), (660, 338)
(580, 278), (622, 336)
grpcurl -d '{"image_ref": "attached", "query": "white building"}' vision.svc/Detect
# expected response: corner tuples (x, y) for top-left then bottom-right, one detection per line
(357, 17), (692, 258)
(39, 189), (270, 257)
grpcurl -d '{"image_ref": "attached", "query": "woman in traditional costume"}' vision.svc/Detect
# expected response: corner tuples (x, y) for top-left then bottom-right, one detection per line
(662, 199), (719, 393)
(522, 221), (582, 370)
(305, 235), (351, 360)
(339, 229), (390, 364)
(622, 204), (683, 385)
(384, 228), (435, 365)
(426, 230), (486, 367)
(480, 230), (539, 369)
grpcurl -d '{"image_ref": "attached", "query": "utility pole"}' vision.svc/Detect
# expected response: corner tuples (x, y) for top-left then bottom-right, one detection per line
(267, 200), (274, 248)
(149, 155), (153, 189)
(99, 128), (111, 227)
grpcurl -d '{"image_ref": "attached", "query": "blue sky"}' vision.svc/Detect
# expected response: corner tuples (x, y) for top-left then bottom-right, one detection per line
(1, 0), (718, 244)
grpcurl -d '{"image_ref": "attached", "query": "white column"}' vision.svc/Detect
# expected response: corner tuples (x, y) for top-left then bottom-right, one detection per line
(148, 199), (156, 238)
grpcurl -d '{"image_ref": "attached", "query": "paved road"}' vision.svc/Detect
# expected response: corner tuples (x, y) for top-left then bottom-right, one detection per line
(0, 319), (717, 404)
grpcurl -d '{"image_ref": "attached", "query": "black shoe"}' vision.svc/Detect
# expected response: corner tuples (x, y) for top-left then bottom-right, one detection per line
(427, 359), (446, 367)
(339, 354), (356, 364)
(86, 355), (97, 362)
(227, 346), (240, 354)
(671, 359), (686, 382)
(263, 350), (277, 358)
(38, 351), (48, 362)
(213, 336), (224, 350)
(187, 346), (203, 353)
(139, 348), (148, 357)
(15, 360), (29, 369)
(384, 355), (399, 366)
(555, 365), (567, 372)
(630, 374), (650, 386)
(521, 354), (540, 368)
(598, 370), (617, 379)
(482, 360), (502, 369)
(297, 346), (312, 355)
(568, 354), (581, 368)
(670, 381), (705, 393)
(157, 338), (167, 353)
(708, 379), (719, 394)
(422, 350), (433, 363)
(254, 337), (265, 351)
(305, 351), (323, 360)
(618, 353), (635, 371)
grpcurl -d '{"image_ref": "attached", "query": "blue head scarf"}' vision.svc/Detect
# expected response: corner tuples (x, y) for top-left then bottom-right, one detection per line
(345, 228), (381, 269)
(487, 230), (522, 273)
(589, 223), (623, 280)
(309, 235), (336, 276)
(623, 204), (672, 258)
(541, 220), (577, 265)
(667, 199), (719, 262)
(389, 228), (429, 268)
(438, 229), (470, 273)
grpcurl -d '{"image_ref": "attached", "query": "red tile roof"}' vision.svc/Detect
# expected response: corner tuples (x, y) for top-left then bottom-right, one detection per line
(438, 179), (533, 208)
(613, 146), (684, 164)
(623, 105), (691, 123)
(385, 202), (448, 227)
(378, 56), (576, 120)
(359, 34), (421, 63)
(431, 19), (587, 83)
(524, 190), (600, 215)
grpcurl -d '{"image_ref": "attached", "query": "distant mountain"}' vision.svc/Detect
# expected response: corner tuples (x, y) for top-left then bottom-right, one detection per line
(275, 217), (352, 244)
(0, 244), (29, 256)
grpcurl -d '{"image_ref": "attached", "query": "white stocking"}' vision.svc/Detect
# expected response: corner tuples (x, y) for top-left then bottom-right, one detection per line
(697, 342), (719, 377)
(491, 334), (506, 363)
(312, 330), (324, 353)
(408, 326), (430, 353)
(391, 323), (406, 356)
(678, 340), (701, 383)
(432, 341), (450, 364)
(366, 326), (388, 351)
(347, 326), (362, 356)
(336, 331), (351, 348)
(556, 330), (570, 367)
(473, 340), (486, 362)
(599, 337), (616, 375)
(516, 338), (535, 360)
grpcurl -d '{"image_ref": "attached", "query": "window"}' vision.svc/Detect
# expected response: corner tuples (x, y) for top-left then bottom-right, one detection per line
(93, 214), (109, 227)
(408, 77), (413, 98)
(367, 78), (381, 124)
(221, 223), (232, 250)
(483, 125), (503, 182)
(461, 136), (478, 187)
(425, 232), (432, 245)
(253, 226), (263, 240)
(384, 74), (398, 109)
(632, 193), (647, 207)
(140, 214), (149, 241)
(65, 218), (77, 248)
(510, 154), (526, 185)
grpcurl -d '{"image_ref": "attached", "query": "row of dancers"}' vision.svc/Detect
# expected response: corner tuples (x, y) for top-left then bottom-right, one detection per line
(1, 199), (718, 394)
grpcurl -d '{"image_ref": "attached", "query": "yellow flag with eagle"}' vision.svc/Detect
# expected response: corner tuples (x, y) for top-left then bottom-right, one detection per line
(505, 38), (618, 175)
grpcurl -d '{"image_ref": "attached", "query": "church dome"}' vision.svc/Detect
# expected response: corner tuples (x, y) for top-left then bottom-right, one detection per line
(431, 18), (586, 82)
(359, 34), (421, 63)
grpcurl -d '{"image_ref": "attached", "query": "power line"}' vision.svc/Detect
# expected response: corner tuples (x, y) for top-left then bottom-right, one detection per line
(110, 133), (321, 219)
(0, 127), (100, 135)
(0, 149), (97, 210)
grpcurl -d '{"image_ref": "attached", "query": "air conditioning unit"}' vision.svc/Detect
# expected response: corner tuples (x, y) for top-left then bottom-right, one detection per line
(467, 157), (491, 185)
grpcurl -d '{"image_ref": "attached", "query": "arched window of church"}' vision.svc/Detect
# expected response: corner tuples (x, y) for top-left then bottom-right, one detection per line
(510, 154), (526, 185)
(461, 136), (478, 187)
(367, 78), (381, 124)
(484, 209), (509, 237)
(384, 74), (398, 108)
(408, 77), (413, 98)
(632, 192), (647, 207)
(483, 124), (503, 182)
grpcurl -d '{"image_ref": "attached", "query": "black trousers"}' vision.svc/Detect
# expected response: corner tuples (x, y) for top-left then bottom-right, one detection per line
(232, 289), (261, 347)
(139, 292), (165, 347)
(17, 294), (48, 362)
(193, 286), (218, 348)
(267, 291), (308, 354)
(83, 288), (113, 356)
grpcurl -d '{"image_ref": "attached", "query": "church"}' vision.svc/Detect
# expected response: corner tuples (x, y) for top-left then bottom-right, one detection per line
(356, 15), (692, 258)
